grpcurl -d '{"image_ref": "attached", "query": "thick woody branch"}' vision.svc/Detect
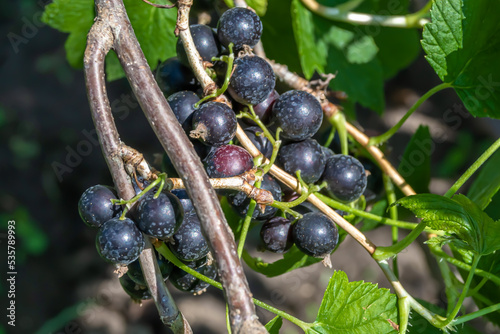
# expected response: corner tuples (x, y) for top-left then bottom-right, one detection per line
(96, 0), (265, 332)
(83, 8), (189, 332)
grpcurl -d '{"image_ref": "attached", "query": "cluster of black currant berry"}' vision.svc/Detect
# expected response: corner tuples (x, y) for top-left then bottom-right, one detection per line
(78, 184), (216, 301)
(79, 6), (371, 302)
(156, 7), (369, 259)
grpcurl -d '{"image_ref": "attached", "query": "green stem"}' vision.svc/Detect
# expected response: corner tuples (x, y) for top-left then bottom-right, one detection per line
(383, 174), (399, 277)
(452, 302), (500, 326)
(444, 137), (500, 198)
(430, 247), (500, 286)
(156, 243), (310, 331)
(314, 192), (442, 234)
(324, 126), (336, 148)
(226, 304), (232, 334)
(195, 43), (234, 108)
(262, 135), (281, 174)
(248, 105), (276, 145)
(438, 255), (481, 327)
(330, 112), (348, 155)
(434, 248), (461, 314)
(369, 83), (451, 146)
(372, 221), (427, 261)
(238, 199), (256, 258)
(300, 0), (430, 28)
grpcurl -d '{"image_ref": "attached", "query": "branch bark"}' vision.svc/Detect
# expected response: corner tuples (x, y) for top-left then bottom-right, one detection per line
(83, 8), (190, 332)
(89, 0), (265, 332)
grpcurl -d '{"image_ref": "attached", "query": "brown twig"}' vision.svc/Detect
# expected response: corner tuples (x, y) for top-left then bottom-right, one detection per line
(83, 7), (190, 332)
(93, 0), (265, 332)
(141, 0), (177, 8)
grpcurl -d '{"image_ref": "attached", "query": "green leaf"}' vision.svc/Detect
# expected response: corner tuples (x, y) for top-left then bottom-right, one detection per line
(42, 0), (177, 81)
(467, 149), (500, 210)
(261, 0), (302, 74)
(245, 0), (268, 17)
(220, 196), (244, 239)
(291, 0), (327, 78)
(308, 271), (397, 333)
(395, 194), (500, 255)
(265, 316), (283, 334)
(422, 0), (500, 118)
(397, 125), (432, 193)
(361, 199), (388, 231)
(242, 246), (321, 277)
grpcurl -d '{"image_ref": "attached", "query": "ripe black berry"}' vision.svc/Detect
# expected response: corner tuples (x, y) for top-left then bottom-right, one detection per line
(170, 258), (217, 293)
(167, 90), (200, 134)
(168, 212), (209, 262)
(127, 255), (174, 286)
(156, 57), (198, 97)
(204, 145), (254, 178)
(79, 185), (122, 228)
(136, 191), (184, 238)
(260, 217), (293, 253)
(278, 139), (326, 184)
(230, 174), (282, 221)
(176, 24), (221, 66)
(217, 7), (262, 49)
(171, 189), (194, 213)
(119, 274), (151, 301)
(243, 126), (273, 159)
(228, 56), (276, 105)
(191, 102), (237, 146)
(96, 217), (145, 265)
(292, 212), (338, 257)
(272, 90), (323, 141)
(321, 154), (367, 203)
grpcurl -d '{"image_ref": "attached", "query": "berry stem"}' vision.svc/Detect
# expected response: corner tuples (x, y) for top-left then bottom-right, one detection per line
(237, 176), (261, 258)
(247, 105), (277, 145)
(368, 83), (451, 146)
(444, 137), (500, 198)
(329, 112), (348, 156)
(451, 302), (500, 326)
(372, 222), (427, 261)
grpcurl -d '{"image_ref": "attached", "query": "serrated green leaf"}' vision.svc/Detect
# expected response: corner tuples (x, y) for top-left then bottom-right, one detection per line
(396, 194), (500, 255)
(42, 0), (177, 81)
(398, 125), (432, 193)
(242, 246), (321, 277)
(421, 0), (464, 80)
(422, 0), (500, 118)
(309, 271), (397, 334)
(291, 0), (327, 78)
(265, 316), (282, 334)
(245, 0), (268, 17)
(467, 150), (500, 210)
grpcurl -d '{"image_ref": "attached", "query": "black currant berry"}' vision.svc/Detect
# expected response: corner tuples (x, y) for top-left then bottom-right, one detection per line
(79, 185), (122, 228)
(127, 254), (174, 286)
(191, 102), (237, 146)
(243, 126), (273, 159)
(136, 191), (184, 238)
(278, 139), (326, 184)
(272, 90), (323, 141)
(170, 258), (217, 293)
(120, 274), (152, 301)
(156, 57), (198, 97)
(228, 56), (276, 105)
(321, 146), (335, 161)
(204, 145), (254, 178)
(292, 212), (339, 258)
(230, 174), (282, 221)
(167, 90), (200, 134)
(217, 7), (262, 49)
(171, 189), (194, 213)
(176, 24), (221, 66)
(96, 217), (145, 265)
(168, 212), (209, 262)
(321, 154), (367, 203)
(260, 217), (293, 253)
